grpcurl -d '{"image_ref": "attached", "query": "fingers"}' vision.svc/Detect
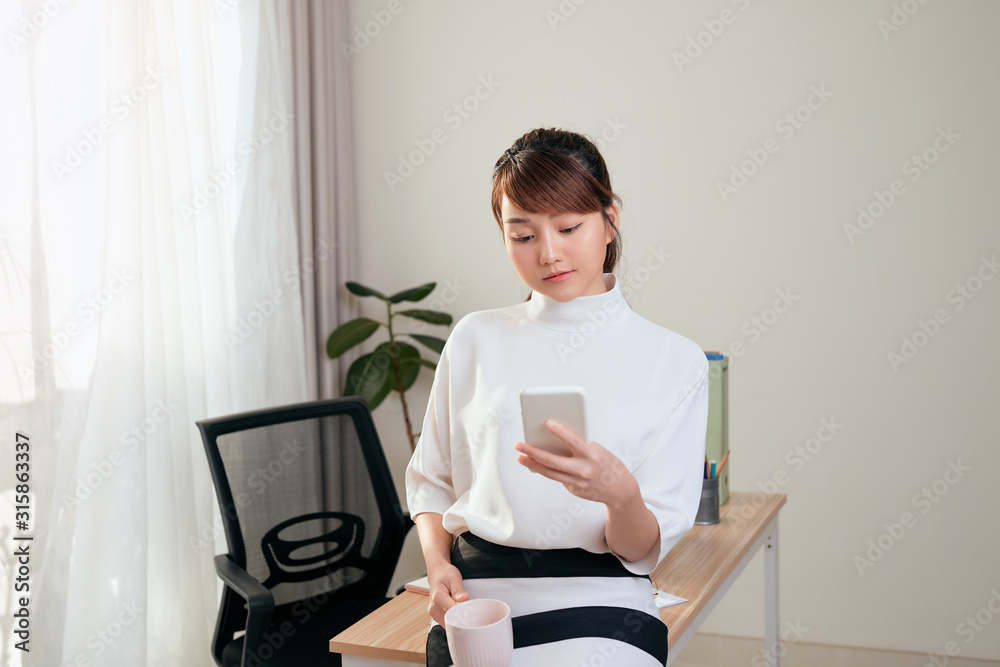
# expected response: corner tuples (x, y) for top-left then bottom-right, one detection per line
(516, 452), (579, 485)
(543, 418), (587, 452)
(444, 569), (469, 604)
(428, 567), (469, 626)
(515, 439), (578, 475)
(429, 590), (455, 626)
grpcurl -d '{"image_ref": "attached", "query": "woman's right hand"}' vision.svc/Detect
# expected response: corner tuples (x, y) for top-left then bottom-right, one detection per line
(426, 561), (469, 626)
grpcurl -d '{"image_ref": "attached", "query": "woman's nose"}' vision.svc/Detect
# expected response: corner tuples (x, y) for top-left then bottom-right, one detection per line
(538, 230), (560, 264)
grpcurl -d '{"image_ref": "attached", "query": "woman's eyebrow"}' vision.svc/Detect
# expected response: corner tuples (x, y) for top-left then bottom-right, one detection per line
(503, 213), (560, 225)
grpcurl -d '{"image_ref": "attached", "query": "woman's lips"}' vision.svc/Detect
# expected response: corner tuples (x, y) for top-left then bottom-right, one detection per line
(544, 271), (573, 283)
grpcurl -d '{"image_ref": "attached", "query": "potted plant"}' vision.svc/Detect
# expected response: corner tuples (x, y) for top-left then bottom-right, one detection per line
(326, 281), (453, 451)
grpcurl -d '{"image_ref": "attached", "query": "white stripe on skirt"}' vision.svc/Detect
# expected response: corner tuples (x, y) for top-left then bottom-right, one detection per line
(428, 575), (667, 666)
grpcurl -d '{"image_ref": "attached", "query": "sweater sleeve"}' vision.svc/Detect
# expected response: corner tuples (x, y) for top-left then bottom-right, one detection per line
(404, 329), (458, 518)
(618, 352), (710, 575)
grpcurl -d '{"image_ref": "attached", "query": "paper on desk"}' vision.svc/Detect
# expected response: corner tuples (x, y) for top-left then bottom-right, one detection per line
(652, 588), (687, 608)
(407, 576), (684, 607)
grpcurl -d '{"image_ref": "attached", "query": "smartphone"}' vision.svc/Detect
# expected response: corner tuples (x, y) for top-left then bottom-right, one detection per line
(519, 386), (588, 457)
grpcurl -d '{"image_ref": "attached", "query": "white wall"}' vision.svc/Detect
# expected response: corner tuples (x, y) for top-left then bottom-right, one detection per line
(344, 0), (1000, 659)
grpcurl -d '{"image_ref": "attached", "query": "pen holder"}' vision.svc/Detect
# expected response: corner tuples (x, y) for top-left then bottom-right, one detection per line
(694, 477), (720, 525)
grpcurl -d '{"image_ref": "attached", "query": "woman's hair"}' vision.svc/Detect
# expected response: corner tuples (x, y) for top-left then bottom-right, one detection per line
(491, 128), (624, 287)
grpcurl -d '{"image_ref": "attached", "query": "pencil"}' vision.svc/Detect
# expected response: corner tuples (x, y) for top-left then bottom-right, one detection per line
(715, 451), (730, 477)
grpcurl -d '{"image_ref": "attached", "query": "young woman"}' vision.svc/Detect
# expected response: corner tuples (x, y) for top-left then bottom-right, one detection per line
(405, 127), (710, 666)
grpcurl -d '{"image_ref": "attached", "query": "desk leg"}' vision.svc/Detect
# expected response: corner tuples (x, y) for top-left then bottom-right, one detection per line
(765, 520), (779, 667)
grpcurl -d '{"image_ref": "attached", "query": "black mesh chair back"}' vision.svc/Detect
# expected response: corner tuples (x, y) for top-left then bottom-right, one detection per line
(198, 397), (410, 666)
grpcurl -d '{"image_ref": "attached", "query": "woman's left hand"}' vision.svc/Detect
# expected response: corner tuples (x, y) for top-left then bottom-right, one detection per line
(514, 419), (638, 509)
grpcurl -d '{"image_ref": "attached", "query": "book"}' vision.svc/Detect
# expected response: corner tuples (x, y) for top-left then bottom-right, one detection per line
(404, 575), (430, 595)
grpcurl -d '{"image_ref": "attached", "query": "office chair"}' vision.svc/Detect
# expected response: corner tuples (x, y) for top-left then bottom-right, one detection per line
(197, 397), (413, 667)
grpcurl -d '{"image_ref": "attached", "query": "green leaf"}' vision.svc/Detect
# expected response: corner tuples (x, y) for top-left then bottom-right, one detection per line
(408, 334), (446, 354)
(396, 309), (453, 325)
(344, 351), (392, 407)
(326, 318), (381, 359)
(376, 342), (422, 392)
(367, 372), (394, 409)
(419, 358), (437, 370)
(388, 282), (436, 304)
(346, 281), (388, 301)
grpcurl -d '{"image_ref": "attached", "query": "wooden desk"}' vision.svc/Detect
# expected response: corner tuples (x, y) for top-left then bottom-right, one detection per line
(331, 492), (786, 666)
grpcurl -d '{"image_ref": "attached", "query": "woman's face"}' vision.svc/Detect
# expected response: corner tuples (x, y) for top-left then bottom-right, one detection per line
(501, 194), (617, 302)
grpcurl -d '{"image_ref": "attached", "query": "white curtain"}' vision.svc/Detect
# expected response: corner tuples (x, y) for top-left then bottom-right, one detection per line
(0, 1), (307, 665)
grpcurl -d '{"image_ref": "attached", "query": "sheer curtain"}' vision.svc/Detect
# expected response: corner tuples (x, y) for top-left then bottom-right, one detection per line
(1, 1), (306, 665)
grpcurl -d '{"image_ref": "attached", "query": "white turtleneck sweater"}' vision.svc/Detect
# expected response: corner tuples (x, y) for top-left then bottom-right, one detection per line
(404, 273), (709, 575)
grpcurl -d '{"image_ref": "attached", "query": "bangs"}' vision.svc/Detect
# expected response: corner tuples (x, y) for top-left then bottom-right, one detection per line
(491, 149), (605, 224)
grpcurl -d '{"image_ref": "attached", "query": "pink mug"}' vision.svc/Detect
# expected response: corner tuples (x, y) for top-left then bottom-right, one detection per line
(444, 598), (513, 667)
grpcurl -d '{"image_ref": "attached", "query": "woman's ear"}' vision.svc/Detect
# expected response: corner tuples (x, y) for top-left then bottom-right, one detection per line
(604, 204), (620, 243)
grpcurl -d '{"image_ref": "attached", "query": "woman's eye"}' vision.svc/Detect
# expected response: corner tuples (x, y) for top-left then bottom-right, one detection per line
(511, 223), (580, 243)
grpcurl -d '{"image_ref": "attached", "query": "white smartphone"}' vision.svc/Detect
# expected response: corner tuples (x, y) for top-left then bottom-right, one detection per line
(519, 386), (588, 457)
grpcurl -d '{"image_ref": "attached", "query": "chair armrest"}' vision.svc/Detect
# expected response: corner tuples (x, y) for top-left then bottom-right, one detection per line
(214, 555), (275, 667)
